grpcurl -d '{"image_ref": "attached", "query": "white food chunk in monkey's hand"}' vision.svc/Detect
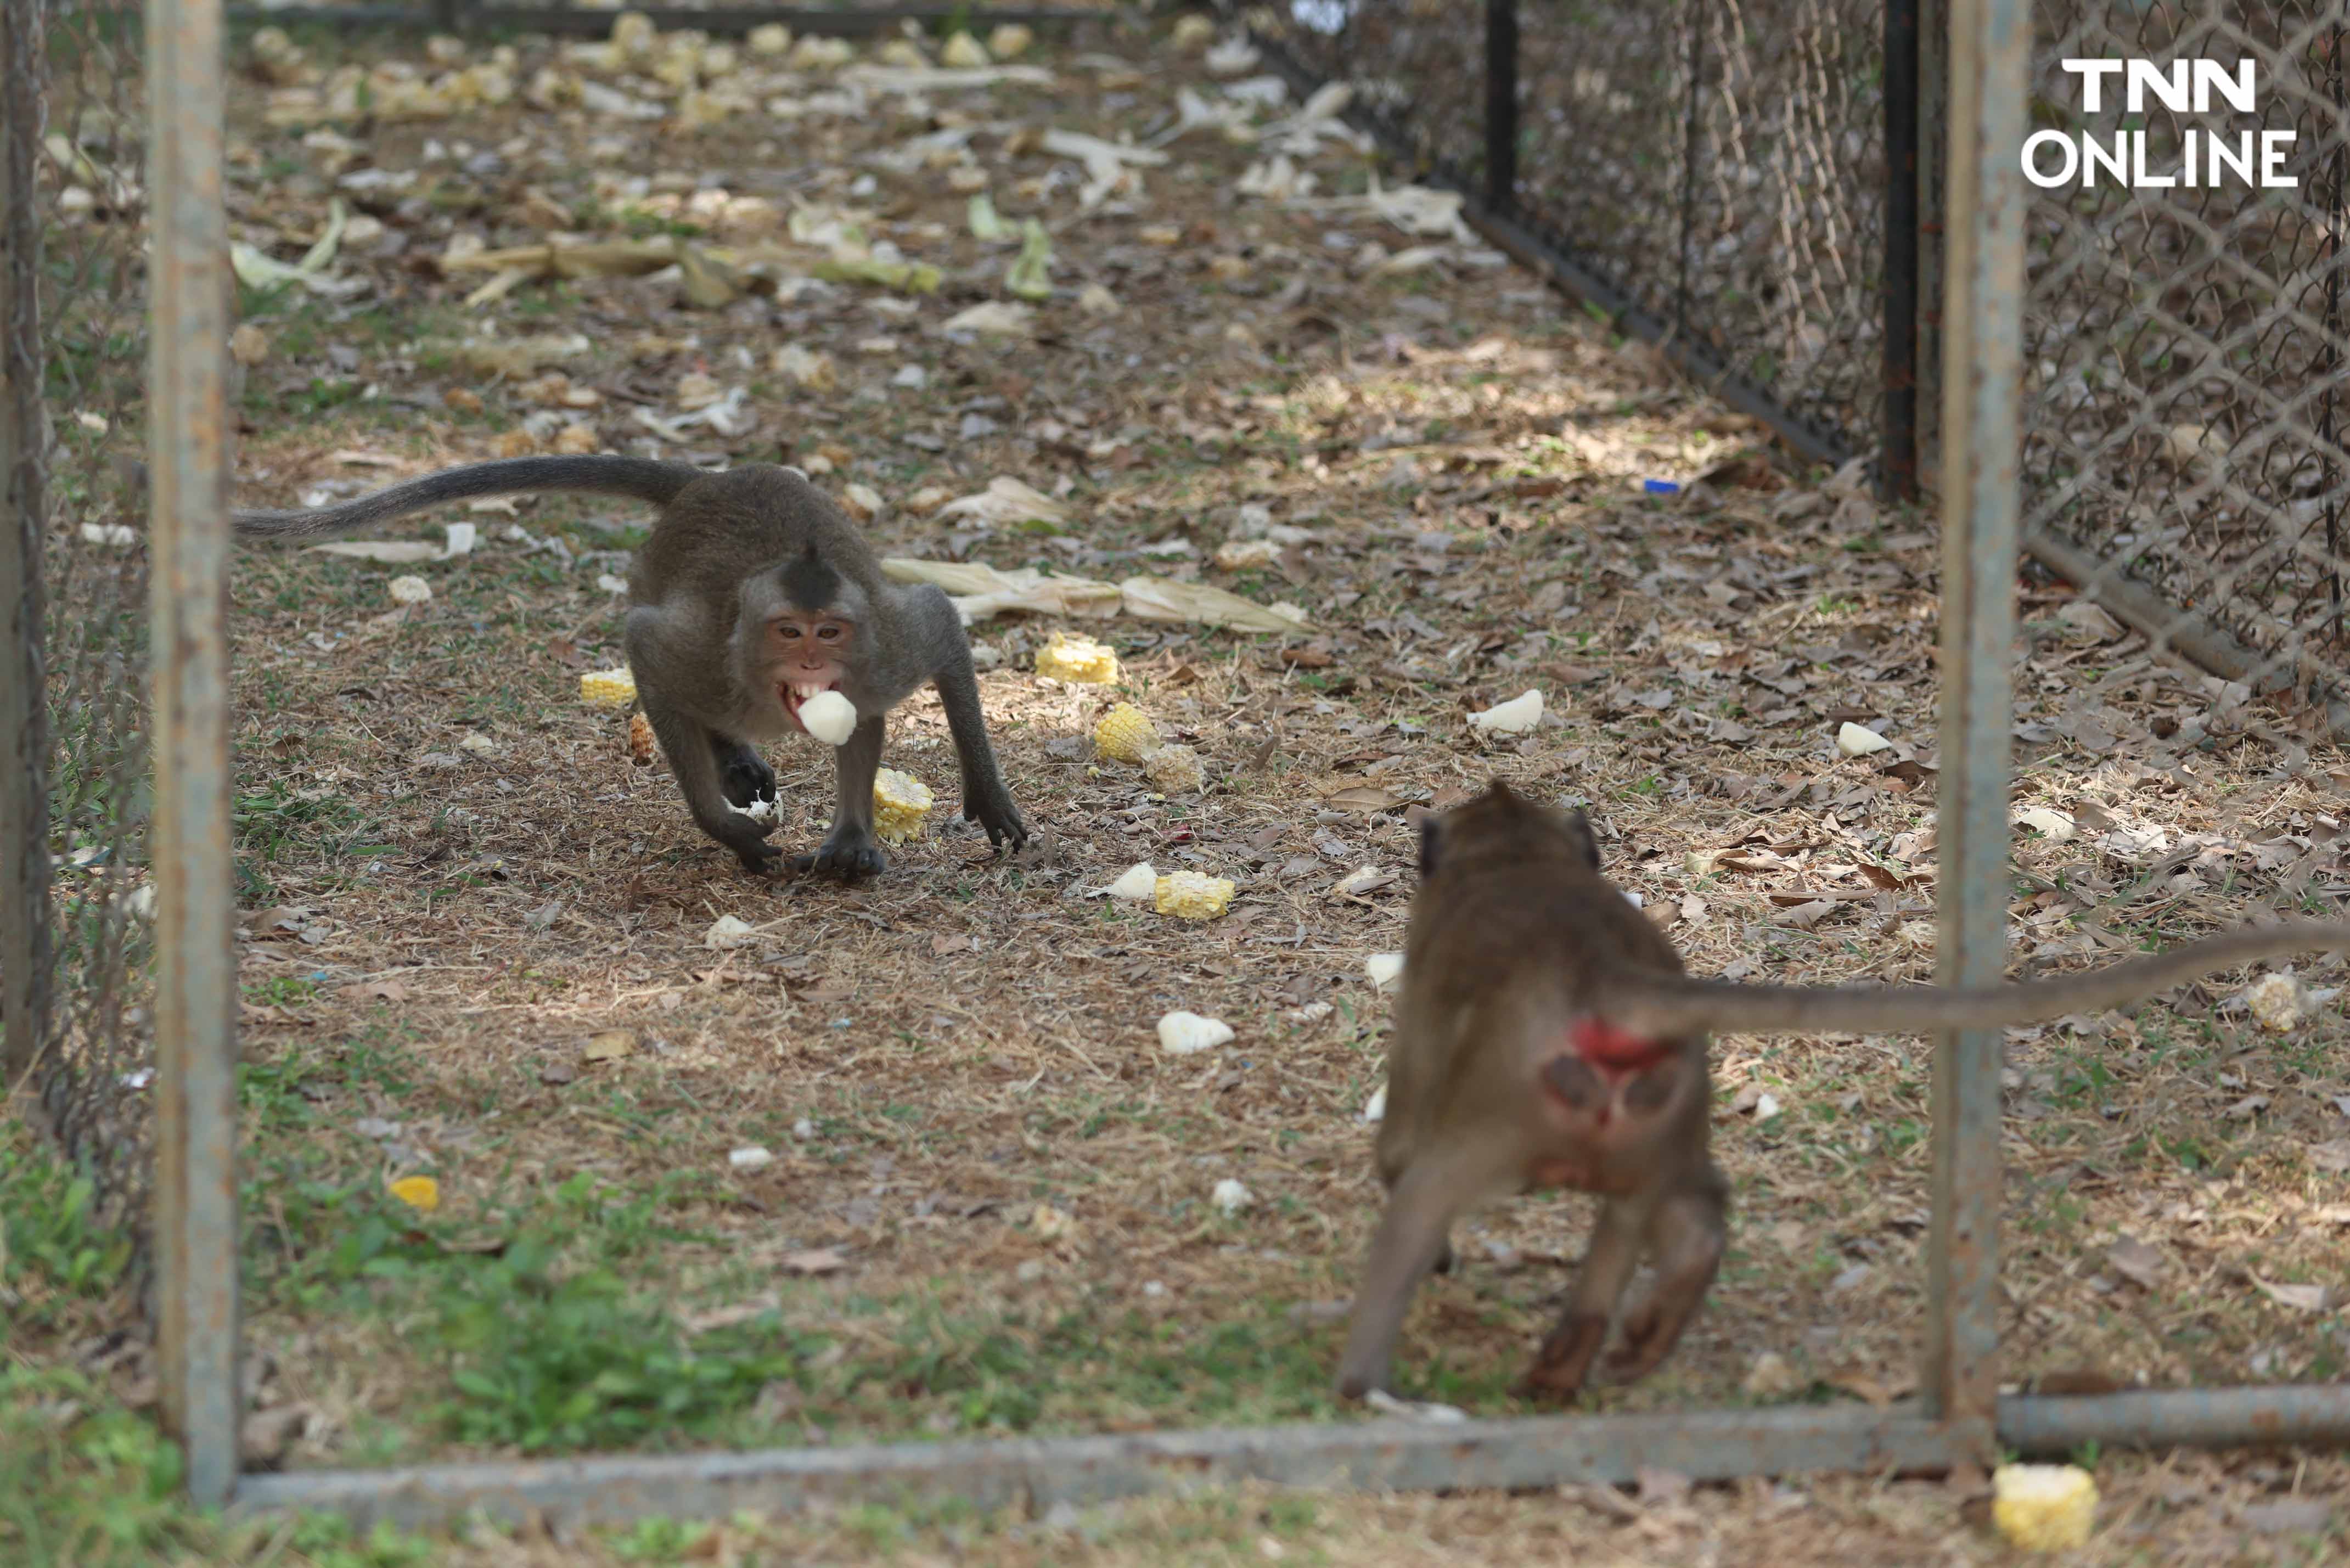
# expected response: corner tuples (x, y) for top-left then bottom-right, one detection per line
(1468, 688), (1542, 735)
(1156, 1010), (1234, 1055)
(1106, 862), (1159, 901)
(796, 689), (857, 746)
(1361, 1083), (1387, 1123)
(1365, 952), (1405, 990)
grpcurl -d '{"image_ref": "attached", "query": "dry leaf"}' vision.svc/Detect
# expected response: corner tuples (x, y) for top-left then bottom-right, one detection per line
(2107, 1234), (2166, 1289)
(782, 1247), (847, 1275)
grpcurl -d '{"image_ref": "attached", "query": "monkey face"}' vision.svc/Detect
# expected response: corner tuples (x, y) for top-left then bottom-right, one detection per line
(766, 611), (854, 730)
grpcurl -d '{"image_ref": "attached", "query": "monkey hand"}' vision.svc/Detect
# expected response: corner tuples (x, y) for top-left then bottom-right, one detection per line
(963, 782), (1028, 852)
(794, 824), (887, 880)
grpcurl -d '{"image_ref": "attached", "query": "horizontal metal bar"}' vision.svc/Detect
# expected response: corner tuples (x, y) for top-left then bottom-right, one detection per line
(236, 1404), (1970, 1533)
(2000, 1387), (2350, 1455)
(216, 4), (1105, 34)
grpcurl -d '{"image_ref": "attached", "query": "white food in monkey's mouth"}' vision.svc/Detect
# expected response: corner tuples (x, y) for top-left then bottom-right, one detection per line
(784, 685), (858, 746)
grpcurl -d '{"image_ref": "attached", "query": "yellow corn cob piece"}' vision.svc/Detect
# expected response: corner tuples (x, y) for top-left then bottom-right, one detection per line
(1143, 742), (1204, 793)
(1093, 702), (1162, 763)
(387, 1174), (440, 1213)
(1154, 870), (1234, 921)
(626, 711), (656, 765)
(1992, 1464), (2098, 1552)
(872, 767), (935, 846)
(1036, 633), (1120, 684)
(580, 665), (637, 709)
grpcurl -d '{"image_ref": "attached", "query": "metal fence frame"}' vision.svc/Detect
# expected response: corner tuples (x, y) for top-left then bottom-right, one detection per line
(4, 0), (2344, 1530)
(214, 5), (1114, 34)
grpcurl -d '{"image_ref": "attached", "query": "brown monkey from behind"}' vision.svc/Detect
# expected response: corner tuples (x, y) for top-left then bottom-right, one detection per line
(1339, 781), (2350, 1404)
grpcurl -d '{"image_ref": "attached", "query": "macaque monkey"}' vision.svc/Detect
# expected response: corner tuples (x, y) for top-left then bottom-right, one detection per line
(1339, 781), (2350, 1404)
(233, 456), (1027, 877)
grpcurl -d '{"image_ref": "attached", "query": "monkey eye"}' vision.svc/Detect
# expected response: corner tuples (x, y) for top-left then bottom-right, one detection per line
(817, 625), (844, 642)
(775, 624), (802, 640)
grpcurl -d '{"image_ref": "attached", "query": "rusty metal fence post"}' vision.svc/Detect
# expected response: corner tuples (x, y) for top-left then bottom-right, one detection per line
(146, 0), (241, 1509)
(1920, 0), (2026, 1459)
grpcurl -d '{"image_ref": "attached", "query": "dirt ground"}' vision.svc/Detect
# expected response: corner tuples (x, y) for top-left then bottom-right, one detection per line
(19, 8), (2350, 1564)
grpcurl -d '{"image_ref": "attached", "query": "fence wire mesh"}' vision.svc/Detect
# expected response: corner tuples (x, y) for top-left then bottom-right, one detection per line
(3, 0), (160, 1290)
(1238, 0), (1894, 465)
(2021, 0), (2350, 724)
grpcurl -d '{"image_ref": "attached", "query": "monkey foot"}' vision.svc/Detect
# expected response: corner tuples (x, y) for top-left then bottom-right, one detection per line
(1599, 1302), (1686, 1387)
(794, 833), (886, 879)
(1514, 1313), (1607, 1403)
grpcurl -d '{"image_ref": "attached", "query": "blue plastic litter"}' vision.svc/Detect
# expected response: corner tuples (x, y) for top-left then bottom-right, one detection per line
(1643, 478), (1682, 496)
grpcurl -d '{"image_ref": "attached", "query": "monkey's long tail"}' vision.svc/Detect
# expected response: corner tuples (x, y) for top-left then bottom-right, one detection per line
(233, 455), (705, 541)
(1604, 920), (2350, 1039)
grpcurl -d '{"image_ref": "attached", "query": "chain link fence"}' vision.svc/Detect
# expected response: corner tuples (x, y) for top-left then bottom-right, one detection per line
(1233, 0), (2350, 715)
(1236, 0), (1899, 468)
(2, 0), (161, 1291)
(2020, 0), (2350, 721)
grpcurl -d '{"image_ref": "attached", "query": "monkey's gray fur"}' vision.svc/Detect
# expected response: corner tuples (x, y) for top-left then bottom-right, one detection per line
(235, 456), (1028, 877)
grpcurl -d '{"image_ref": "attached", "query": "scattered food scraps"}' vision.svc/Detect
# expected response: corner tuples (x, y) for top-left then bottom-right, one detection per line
(1469, 689), (1543, 735)
(706, 914), (758, 950)
(1093, 701), (1160, 760)
(1106, 862), (1158, 901)
(580, 666), (637, 708)
(1142, 743), (1205, 793)
(1835, 721), (1892, 757)
(1155, 871), (1235, 921)
(1042, 634), (1123, 686)
(387, 1175), (440, 1213)
(1157, 1010), (1234, 1055)
(872, 768), (934, 844)
(1992, 1464), (2098, 1552)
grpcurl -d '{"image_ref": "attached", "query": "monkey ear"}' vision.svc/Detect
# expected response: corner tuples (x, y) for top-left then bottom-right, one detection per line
(1562, 808), (1601, 870)
(1418, 816), (1442, 879)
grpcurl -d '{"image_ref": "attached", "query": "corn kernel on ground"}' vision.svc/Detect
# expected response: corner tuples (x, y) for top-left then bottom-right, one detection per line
(1991, 1464), (2098, 1552)
(1094, 702), (1162, 763)
(580, 665), (638, 709)
(1154, 870), (1235, 921)
(873, 767), (935, 845)
(1036, 633), (1120, 684)
(1143, 742), (1204, 793)
(387, 1174), (441, 1213)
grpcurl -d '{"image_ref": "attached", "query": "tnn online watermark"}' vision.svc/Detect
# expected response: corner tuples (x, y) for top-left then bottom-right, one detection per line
(2022, 59), (2297, 190)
